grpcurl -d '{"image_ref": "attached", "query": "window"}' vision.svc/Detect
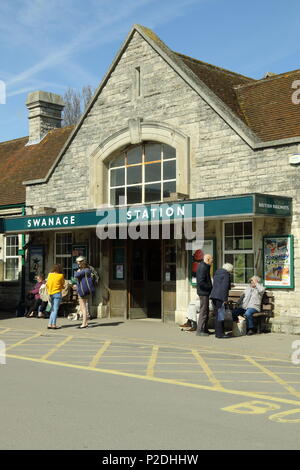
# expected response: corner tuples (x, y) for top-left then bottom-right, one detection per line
(109, 143), (176, 206)
(55, 233), (72, 279)
(5, 235), (20, 281)
(224, 221), (254, 284)
(135, 66), (141, 97)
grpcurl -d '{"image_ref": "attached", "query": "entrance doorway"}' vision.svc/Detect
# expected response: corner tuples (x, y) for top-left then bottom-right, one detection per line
(128, 239), (161, 319)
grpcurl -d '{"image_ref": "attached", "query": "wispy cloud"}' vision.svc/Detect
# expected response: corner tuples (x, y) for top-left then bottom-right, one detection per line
(4, 0), (201, 92)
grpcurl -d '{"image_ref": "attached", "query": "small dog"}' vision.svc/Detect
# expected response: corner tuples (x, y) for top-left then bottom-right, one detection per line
(67, 305), (91, 321)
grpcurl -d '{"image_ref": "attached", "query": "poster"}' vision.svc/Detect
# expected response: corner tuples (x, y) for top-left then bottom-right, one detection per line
(29, 246), (44, 282)
(190, 239), (215, 286)
(263, 235), (294, 288)
(116, 265), (124, 280)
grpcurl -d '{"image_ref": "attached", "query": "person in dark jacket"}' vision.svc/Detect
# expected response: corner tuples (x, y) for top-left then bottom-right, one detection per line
(210, 263), (233, 338)
(74, 259), (95, 329)
(195, 254), (213, 336)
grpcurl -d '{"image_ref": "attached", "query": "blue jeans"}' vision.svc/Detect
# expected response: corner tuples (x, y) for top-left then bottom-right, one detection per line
(49, 293), (62, 325)
(232, 307), (259, 330)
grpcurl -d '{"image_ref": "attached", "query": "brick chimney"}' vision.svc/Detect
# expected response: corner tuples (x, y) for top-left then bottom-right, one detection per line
(26, 91), (64, 145)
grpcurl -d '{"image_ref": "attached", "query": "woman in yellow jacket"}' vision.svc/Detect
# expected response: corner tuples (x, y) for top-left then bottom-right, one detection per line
(46, 264), (65, 329)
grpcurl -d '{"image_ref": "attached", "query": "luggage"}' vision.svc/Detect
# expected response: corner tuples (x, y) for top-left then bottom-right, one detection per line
(232, 316), (247, 336)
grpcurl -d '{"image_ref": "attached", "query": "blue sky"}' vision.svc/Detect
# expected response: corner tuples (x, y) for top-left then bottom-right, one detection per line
(1, 0), (300, 142)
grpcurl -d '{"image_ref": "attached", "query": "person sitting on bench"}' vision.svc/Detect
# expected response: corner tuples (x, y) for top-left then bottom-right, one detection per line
(232, 276), (265, 336)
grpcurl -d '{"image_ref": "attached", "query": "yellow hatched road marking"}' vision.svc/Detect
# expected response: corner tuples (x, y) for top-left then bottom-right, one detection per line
(0, 326), (297, 364)
(244, 355), (300, 400)
(40, 335), (74, 361)
(5, 332), (42, 351)
(147, 346), (159, 377)
(0, 328), (11, 334)
(192, 350), (223, 390)
(5, 352), (300, 408)
(89, 341), (111, 368)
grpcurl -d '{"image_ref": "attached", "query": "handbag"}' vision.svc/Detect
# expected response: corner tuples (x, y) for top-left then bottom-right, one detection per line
(217, 303), (232, 321)
(224, 305), (232, 322)
(262, 292), (269, 305)
(217, 303), (226, 321)
(232, 316), (247, 336)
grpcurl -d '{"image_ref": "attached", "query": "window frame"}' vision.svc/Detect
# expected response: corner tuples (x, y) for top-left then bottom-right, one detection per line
(4, 234), (21, 281)
(223, 219), (255, 285)
(108, 143), (176, 206)
(54, 232), (73, 280)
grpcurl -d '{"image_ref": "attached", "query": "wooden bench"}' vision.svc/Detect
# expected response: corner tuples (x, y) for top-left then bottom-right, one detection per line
(59, 284), (78, 317)
(227, 289), (274, 334)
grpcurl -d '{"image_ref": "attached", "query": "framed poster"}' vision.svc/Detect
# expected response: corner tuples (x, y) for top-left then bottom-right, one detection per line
(263, 235), (294, 288)
(189, 239), (216, 286)
(29, 245), (44, 282)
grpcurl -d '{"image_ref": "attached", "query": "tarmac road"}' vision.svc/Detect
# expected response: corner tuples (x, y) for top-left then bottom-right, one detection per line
(1, 316), (300, 450)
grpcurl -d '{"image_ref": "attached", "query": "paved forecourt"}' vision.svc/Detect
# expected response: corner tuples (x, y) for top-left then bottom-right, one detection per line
(1, 316), (300, 426)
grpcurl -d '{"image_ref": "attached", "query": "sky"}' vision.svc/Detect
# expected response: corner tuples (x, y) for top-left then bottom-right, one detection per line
(1, 0), (300, 142)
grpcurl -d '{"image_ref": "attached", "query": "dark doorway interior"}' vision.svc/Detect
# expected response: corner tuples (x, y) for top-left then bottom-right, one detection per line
(129, 239), (161, 319)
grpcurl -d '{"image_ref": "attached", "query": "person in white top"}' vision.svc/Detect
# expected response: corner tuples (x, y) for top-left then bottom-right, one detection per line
(232, 276), (265, 335)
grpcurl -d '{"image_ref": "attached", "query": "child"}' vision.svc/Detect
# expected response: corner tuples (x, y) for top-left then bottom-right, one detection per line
(26, 273), (48, 318)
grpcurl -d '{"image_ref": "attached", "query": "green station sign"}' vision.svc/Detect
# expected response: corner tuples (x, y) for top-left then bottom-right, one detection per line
(1, 194), (292, 233)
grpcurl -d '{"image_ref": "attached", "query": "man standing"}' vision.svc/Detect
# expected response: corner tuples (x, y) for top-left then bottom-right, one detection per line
(196, 254), (213, 336)
(210, 263), (233, 338)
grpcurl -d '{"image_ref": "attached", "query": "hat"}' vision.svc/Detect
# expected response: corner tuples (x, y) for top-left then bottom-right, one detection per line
(76, 256), (86, 262)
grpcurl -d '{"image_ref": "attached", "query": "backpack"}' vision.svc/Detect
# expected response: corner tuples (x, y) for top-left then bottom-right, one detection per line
(39, 283), (49, 302)
(90, 266), (99, 285)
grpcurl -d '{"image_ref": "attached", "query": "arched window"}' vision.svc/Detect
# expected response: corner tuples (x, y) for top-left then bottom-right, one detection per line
(109, 143), (176, 205)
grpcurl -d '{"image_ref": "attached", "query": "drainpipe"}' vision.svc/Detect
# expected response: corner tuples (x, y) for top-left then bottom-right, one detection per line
(17, 206), (26, 310)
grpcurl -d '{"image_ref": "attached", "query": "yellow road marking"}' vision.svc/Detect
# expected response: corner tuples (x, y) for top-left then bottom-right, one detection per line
(1, 325), (296, 364)
(5, 352), (300, 408)
(222, 401), (281, 415)
(192, 350), (223, 390)
(5, 332), (42, 351)
(40, 336), (74, 361)
(0, 328), (11, 334)
(92, 361), (148, 365)
(244, 355), (300, 400)
(147, 346), (159, 377)
(269, 408), (300, 423)
(89, 341), (111, 368)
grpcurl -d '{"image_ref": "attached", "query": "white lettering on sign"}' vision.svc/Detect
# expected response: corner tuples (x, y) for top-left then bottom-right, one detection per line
(259, 202), (289, 211)
(26, 216), (76, 229)
(126, 205), (185, 221)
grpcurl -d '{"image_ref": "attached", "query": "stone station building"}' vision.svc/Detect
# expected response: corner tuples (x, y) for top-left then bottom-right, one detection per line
(1, 25), (300, 332)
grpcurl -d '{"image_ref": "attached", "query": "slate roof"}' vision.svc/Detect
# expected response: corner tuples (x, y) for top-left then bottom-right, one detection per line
(174, 52), (254, 123)
(137, 25), (300, 142)
(234, 69), (300, 141)
(0, 126), (73, 206)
